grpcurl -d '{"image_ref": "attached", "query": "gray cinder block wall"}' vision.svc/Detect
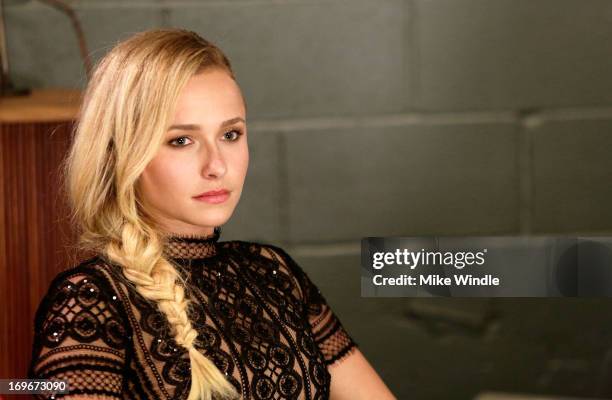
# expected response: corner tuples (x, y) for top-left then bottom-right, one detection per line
(5, 0), (612, 398)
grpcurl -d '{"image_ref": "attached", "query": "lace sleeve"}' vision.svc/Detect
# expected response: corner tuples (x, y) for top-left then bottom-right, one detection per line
(260, 245), (358, 366)
(28, 262), (130, 399)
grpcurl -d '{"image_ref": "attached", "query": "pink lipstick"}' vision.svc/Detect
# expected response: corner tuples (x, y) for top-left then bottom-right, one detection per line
(193, 189), (230, 204)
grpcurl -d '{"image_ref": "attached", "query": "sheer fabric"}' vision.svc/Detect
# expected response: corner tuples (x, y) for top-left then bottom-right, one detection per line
(29, 231), (357, 399)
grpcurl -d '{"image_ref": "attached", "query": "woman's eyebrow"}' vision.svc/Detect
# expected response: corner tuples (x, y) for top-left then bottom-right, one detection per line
(168, 116), (245, 131)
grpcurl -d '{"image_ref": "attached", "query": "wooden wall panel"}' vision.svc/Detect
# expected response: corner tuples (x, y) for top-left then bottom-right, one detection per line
(0, 121), (80, 384)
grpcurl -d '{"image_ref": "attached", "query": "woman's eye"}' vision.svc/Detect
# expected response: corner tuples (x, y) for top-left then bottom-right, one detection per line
(168, 136), (192, 147)
(223, 129), (244, 141)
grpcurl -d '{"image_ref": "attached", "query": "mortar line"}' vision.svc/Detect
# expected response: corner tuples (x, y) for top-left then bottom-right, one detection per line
(517, 119), (534, 234)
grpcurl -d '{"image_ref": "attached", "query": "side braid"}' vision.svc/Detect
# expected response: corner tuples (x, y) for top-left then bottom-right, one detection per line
(105, 223), (239, 400)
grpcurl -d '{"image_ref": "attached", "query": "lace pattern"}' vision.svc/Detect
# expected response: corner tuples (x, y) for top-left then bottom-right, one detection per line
(29, 234), (358, 399)
(29, 264), (130, 399)
(259, 245), (358, 365)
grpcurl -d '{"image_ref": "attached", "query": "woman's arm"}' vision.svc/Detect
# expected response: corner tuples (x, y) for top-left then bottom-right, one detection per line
(259, 245), (396, 399)
(329, 348), (397, 400)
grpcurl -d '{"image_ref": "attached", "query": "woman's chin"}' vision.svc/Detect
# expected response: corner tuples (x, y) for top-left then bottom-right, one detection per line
(188, 214), (233, 229)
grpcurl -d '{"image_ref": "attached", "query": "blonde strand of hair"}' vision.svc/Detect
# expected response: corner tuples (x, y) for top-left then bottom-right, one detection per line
(105, 223), (239, 400)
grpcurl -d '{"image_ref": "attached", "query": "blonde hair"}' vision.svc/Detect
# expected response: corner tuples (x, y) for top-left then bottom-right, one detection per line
(63, 29), (240, 400)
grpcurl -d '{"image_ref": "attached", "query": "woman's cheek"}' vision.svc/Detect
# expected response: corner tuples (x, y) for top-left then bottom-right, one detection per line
(237, 143), (249, 176)
(153, 154), (189, 184)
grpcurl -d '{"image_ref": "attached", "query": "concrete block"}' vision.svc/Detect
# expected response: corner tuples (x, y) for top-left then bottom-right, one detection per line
(532, 118), (612, 233)
(285, 122), (519, 243)
(416, 0), (612, 111)
(166, 0), (408, 118)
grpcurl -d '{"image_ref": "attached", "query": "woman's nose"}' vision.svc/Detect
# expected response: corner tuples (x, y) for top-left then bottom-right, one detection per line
(201, 145), (227, 179)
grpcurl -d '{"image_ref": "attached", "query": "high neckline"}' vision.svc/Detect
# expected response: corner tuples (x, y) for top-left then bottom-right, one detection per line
(162, 226), (221, 259)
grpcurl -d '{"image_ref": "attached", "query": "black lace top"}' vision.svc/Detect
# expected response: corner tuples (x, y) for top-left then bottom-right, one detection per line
(28, 230), (358, 399)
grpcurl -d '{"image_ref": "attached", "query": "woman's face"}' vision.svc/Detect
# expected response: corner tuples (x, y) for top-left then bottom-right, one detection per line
(137, 68), (249, 236)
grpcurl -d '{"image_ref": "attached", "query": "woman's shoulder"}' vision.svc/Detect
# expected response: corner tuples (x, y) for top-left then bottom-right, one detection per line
(34, 255), (129, 330)
(43, 255), (123, 295)
(30, 255), (132, 383)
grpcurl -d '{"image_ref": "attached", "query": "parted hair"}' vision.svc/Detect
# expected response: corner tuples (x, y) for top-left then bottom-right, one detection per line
(63, 29), (240, 400)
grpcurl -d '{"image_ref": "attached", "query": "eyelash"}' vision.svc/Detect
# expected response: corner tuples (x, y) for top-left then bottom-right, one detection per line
(168, 129), (244, 147)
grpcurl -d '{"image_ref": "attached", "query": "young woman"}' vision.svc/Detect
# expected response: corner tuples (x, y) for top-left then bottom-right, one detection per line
(28, 29), (396, 400)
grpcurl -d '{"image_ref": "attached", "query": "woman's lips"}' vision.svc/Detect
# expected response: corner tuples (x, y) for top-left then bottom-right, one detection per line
(193, 189), (230, 204)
